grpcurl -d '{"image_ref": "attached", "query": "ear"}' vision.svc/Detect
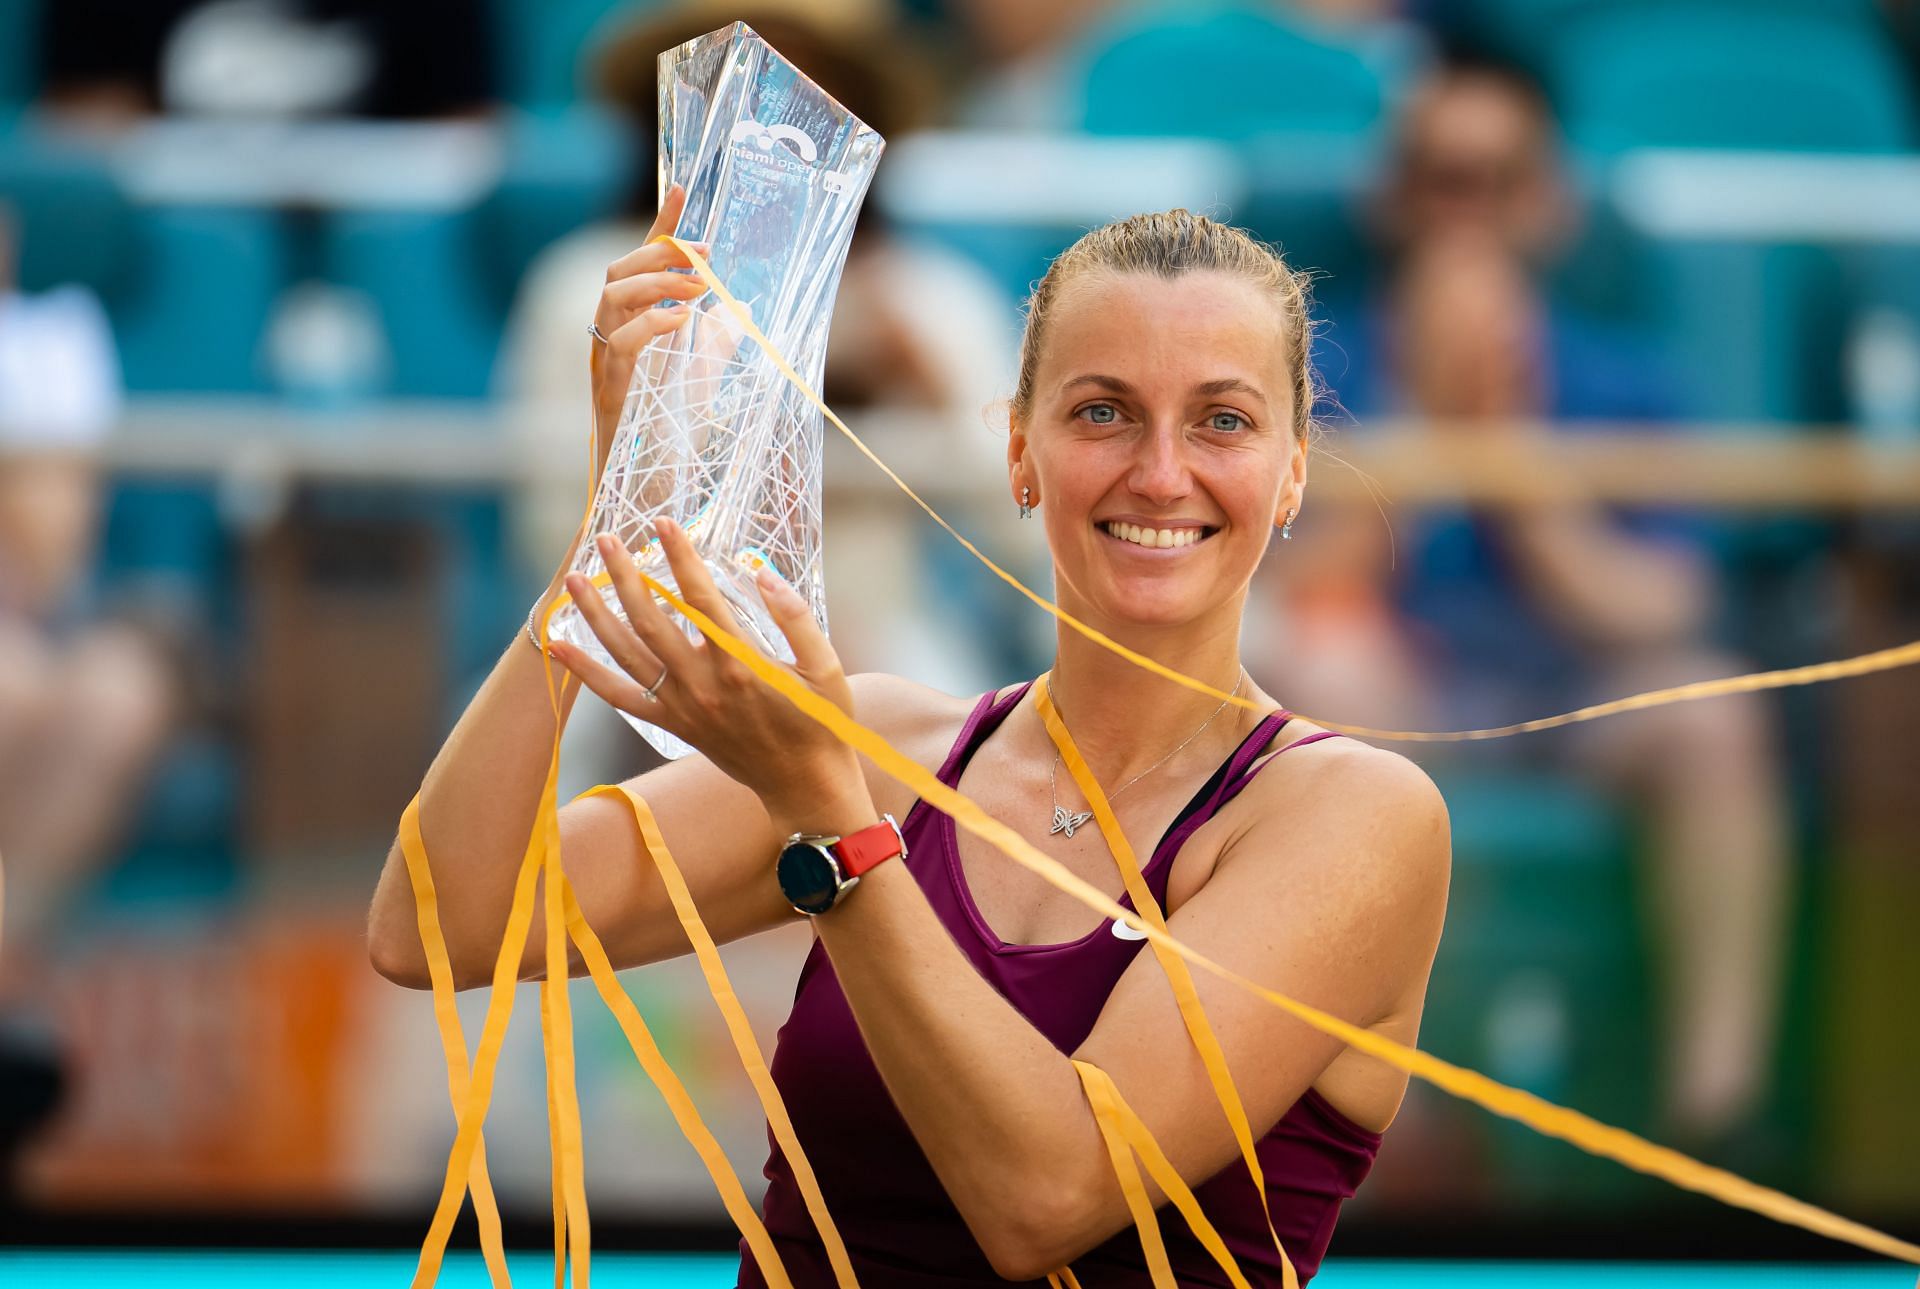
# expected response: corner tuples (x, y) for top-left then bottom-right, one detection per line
(1008, 418), (1035, 508)
(1274, 428), (1310, 528)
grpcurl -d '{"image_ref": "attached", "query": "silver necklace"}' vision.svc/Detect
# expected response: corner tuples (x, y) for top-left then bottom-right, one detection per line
(1047, 670), (1246, 839)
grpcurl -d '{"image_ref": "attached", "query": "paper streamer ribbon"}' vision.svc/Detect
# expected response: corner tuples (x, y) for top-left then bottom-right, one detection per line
(400, 645), (573, 1288)
(1074, 1059), (1260, 1288)
(400, 723), (560, 1287)
(541, 761), (591, 1289)
(397, 797), (513, 1286)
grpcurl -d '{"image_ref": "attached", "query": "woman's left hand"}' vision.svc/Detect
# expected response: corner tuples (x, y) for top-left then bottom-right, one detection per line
(549, 519), (865, 824)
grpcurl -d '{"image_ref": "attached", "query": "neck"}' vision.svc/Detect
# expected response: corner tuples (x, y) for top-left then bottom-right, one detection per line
(1043, 593), (1259, 785)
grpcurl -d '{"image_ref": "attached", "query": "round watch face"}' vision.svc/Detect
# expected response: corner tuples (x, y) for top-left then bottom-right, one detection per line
(777, 842), (841, 915)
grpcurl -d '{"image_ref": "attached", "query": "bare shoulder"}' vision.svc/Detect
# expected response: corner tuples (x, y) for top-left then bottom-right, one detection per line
(1233, 731), (1451, 896)
(847, 672), (986, 814)
(848, 671), (976, 756)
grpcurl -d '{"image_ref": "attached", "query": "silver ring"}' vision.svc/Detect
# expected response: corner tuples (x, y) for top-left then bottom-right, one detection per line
(587, 320), (610, 345)
(641, 662), (670, 702)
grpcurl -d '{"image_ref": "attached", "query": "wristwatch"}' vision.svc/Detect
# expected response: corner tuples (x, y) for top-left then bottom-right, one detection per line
(775, 814), (907, 916)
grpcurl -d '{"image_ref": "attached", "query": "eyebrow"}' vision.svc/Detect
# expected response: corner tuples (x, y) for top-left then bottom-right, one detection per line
(1193, 377), (1268, 406)
(1061, 374), (1268, 407)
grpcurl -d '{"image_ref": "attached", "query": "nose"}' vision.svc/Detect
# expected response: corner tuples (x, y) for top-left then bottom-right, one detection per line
(1126, 420), (1196, 507)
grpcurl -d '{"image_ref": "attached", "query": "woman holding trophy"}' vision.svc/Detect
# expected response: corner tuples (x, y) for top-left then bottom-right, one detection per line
(371, 203), (1448, 1285)
(367, 24), (1448, 1288)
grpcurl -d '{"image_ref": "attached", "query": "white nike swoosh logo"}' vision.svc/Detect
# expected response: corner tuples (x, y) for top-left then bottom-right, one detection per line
(1110, 919), (1149, 941)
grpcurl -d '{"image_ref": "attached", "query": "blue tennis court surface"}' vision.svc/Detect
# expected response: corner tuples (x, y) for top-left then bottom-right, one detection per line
(0, 1253), (1911, 1287)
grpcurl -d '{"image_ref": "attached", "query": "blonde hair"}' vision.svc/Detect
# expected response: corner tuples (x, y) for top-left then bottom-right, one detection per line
(1010, 209), (1321, 443)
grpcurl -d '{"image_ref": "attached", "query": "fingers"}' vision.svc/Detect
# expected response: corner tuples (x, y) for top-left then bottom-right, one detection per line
(592, 260), (708, 345)
(645, 182), (687, 243)
(602, 236), (709, 290)
(596, 183), (709, 336)
(588, 190), (713, 451)
(650, 518), (746, 645)
(561, 559), (682, 687)
(757, 568), (843, 685)
(593, 303), (697, 431)
(602, 270), (707, 315)
(585, 533), (701, 673)
(548, 629), (661, 715)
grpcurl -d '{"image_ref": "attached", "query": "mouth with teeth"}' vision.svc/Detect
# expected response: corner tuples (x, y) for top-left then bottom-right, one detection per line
(1099, 520), (1219, 551)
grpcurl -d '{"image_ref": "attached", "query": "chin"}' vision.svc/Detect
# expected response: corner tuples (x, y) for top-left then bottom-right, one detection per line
(1089, 575), (1223, 630)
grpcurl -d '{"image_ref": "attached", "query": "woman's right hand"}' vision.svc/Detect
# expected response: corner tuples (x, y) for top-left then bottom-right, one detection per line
(588, 183), (710, 488)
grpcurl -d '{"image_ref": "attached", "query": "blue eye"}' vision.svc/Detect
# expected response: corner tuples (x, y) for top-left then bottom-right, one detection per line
(1208, 411), (1247, 432)
(1080, 404), (1118, 425)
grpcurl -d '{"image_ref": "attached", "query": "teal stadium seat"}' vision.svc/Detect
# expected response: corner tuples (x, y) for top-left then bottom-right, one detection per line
(1076, 1), (1403, 141)
(487, 0), (653, 110)
(1539, 6), (1913, 423)
(475, 107), (637, 322)
(0, 128), (134, 296)
(1071, 3), (1416, 307)
(95, 483), (243, 900)
(325, 109), (631, 398)
(321, 208), (504, 399)
(1636, 241), (1847, 423)
(1841, 245), (1920, 431)
(1, 126), (282, 393)
(1545, 4), (1916, 155)
(99, 729), (241, 909)
(1447, 0), (1885, 80)
(114, 207), (288, 393)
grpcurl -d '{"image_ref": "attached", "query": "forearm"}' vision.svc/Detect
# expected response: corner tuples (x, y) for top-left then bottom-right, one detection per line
(368, 538), (589, 984)
(1492, 500), (1710, 648)
(799, 793), (1105, 1272)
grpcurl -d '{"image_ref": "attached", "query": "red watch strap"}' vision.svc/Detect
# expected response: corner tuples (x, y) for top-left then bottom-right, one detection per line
(832, 815), (906, 878)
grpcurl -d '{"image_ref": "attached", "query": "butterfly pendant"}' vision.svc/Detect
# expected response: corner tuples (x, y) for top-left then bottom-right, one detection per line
(1051, 804), (1095, 839)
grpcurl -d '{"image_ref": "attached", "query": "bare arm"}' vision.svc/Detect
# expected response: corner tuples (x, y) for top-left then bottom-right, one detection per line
(366, 655), (952, 990)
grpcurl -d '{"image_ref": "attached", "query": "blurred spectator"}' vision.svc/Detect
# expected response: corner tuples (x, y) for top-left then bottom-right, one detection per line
(38, 0), (494, 127)
(499, 0), (1022, 797)
(0, 205), (178, 1189)
(0, 205), (176, 974)
(1278, 60), (1794, 1146)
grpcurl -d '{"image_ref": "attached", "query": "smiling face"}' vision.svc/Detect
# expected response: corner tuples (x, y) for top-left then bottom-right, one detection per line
(1009, 268), (1308, 632)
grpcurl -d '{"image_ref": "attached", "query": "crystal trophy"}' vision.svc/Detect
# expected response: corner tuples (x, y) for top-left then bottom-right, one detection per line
(546, 22), (884, 759)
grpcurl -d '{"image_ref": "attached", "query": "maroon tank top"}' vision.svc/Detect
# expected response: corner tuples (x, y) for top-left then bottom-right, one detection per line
(737, 680), (1381, 1288)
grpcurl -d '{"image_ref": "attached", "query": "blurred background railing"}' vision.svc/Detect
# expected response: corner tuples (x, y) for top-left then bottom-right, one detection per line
(1, 0), (1917, 1263)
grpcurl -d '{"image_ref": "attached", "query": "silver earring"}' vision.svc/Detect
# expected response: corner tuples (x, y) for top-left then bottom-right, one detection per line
(1019, 486), (1033, 519)
(1281, 509), (1295, 540)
